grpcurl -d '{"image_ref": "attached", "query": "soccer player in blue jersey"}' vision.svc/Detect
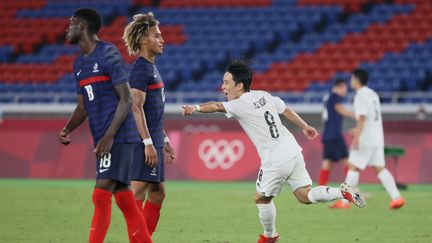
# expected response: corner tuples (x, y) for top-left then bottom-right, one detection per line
(318, 79), (355, 188)
(58, 8), (152, 243)
(123, 12), (176, 236)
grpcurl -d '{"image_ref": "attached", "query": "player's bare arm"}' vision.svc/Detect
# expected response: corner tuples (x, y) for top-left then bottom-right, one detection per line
(182, 101), (226, 115)
(59, 95), (87, 145)
(94, 82), (132, 158)
(350, 115), (366, 150)
(163, 130), (176, 164)
(281, 107), (318, 140)
(335, 103), (356, 119)
(131, 88), (158, 167)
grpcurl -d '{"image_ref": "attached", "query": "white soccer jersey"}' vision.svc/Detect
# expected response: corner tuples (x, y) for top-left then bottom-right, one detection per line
(222, 90), (302, 166)
(353, 86), (384, 147)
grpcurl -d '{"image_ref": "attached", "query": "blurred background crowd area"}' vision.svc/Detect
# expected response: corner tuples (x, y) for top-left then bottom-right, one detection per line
(0, 0), (431, 108)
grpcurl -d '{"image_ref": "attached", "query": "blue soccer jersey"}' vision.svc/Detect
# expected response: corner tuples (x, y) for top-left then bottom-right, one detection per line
(73, 41), (140, 145)
(129, 57), (165, 147)
(322, 92), (344, 141)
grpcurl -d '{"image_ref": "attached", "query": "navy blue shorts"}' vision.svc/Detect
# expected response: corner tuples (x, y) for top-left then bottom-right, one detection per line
(129, 143), (165, 183)
(322, 139), (348, 162)
(96, 143), (135, 184)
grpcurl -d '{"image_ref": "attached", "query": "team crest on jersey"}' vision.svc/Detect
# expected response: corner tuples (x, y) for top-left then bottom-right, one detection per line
(92, 63), (99, 73)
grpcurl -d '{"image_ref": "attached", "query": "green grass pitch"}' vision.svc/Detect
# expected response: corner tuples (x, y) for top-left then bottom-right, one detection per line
(0, 180), (431, 243)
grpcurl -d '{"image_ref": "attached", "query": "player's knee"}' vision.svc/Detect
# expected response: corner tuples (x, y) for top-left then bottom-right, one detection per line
(148, 190), (165, 204)
(322, 160), (332, 170)
(296, 196), (312, 205)
(372, 166), (385, 173)
(293, 187), (312, 204)
(254, 193), (272, 204)
(95, 179), (116, 192)
(113, 182), (129, 192)
(347, 162), (360, 171)
(132, 189), (146, 201)
(147, 183), (165, 204)
(131, 182), (149, 201)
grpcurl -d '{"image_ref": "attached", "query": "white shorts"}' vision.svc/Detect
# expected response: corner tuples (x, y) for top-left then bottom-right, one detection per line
(348, 146), (385, 170)
(256, 153), (312, 197)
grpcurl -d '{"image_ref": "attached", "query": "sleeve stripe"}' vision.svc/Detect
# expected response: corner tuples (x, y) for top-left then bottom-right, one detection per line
(148, 82), (164, 90)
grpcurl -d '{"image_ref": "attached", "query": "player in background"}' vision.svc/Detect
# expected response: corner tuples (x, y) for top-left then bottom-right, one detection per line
(123, 12), (176, 236)
(182, 60), (365, 243)
(332, 69), (405, 210)
(318, 79), (355, 187)
(59, 8), (152, 243)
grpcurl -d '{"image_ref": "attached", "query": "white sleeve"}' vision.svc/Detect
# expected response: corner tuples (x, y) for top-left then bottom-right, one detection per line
(354, 93), (367, 118)
(273, 96), (286, 114)
(222, 99), (242, 118)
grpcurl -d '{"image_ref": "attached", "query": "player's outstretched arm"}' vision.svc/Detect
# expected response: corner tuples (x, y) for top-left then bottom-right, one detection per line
(59, 95), (87, 145)
(335, 103), (356, 119)
(182, 101), (226, 116)
(94, 83), (132, 157)
(281, 107), (318, 140)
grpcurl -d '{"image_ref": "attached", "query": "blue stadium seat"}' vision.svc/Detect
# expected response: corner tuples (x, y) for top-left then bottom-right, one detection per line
(0, 45), (13, 63)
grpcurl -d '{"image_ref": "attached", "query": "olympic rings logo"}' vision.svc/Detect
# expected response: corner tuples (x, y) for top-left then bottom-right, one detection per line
(198, 139), (244, 170)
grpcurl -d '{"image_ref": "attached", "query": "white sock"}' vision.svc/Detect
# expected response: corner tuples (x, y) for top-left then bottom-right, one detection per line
(345, 170), (360, 189)
(256, 201), (277, 238)
(378, 168), (401, 200)
(307, 186), (344, 203)
(341, 170), (360, 204)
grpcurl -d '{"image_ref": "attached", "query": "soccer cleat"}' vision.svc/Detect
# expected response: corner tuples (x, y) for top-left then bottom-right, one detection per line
(390, 197), (405, 209)
(257, 234), (280, 243)
(329, 200), (350, 209)
(340, 182), (366, 208)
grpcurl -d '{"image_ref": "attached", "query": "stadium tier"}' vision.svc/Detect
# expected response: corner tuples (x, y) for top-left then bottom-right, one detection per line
(0, 0), (431, 104)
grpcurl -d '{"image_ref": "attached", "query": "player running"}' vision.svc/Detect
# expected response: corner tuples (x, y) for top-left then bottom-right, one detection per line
(318, 79), (355, 187)
(59, 8), (152, 243)
(182, 60), (365, 243)
(331, 69), (405, 209)
(123, 12), (176, 236)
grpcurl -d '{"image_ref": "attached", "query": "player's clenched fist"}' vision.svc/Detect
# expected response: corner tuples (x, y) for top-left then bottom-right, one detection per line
(182, 105), (196, 116)
(58, 128), (71, 145)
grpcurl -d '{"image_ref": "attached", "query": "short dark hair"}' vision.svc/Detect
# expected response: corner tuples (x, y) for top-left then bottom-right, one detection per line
(333, 78), (347, 86)
(352, 69), (368, 85)
(227, 60), (252, 92)
(73, 8), (102, 34)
